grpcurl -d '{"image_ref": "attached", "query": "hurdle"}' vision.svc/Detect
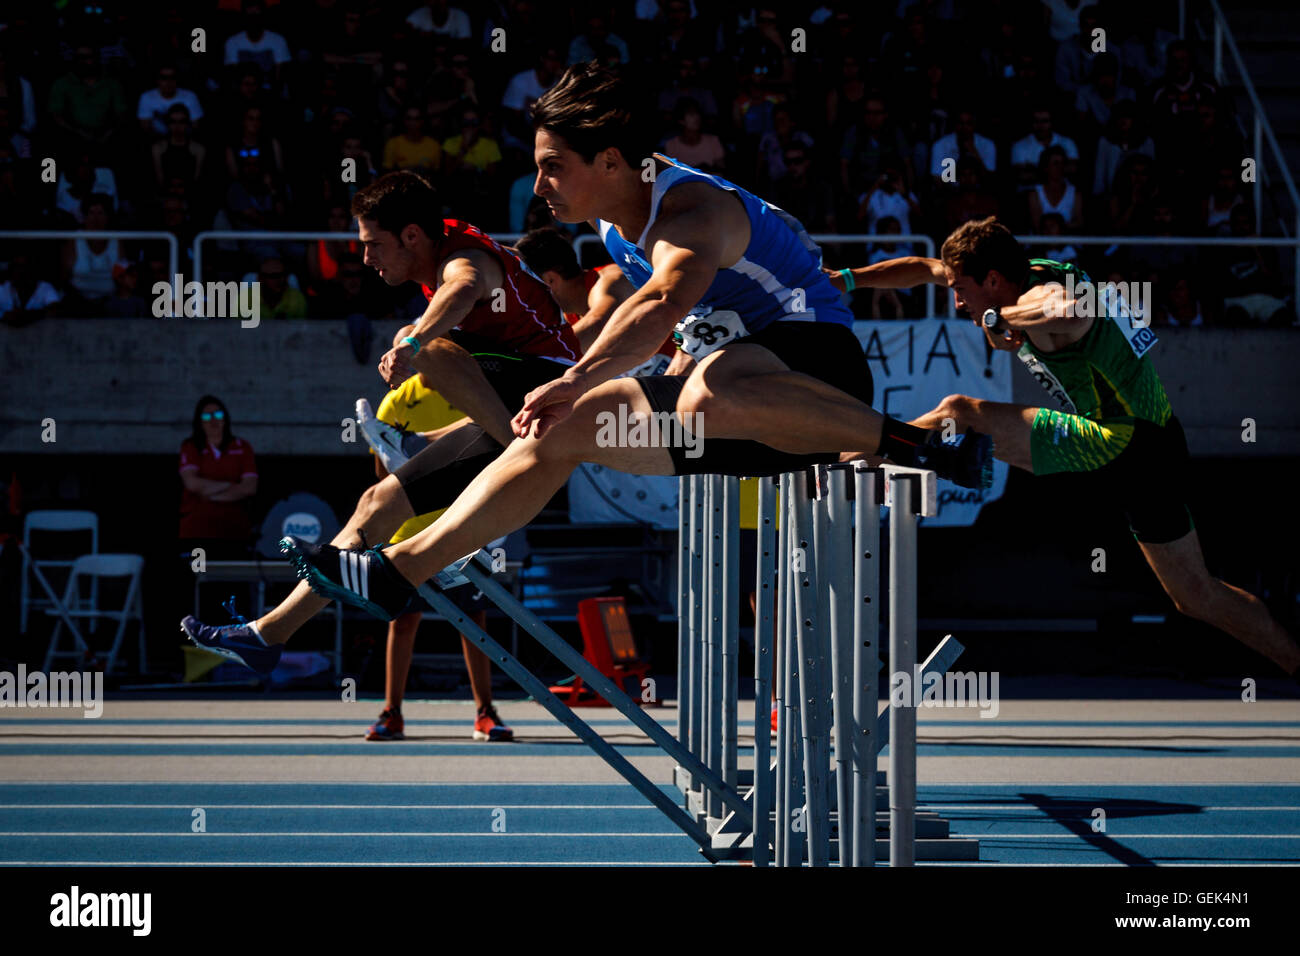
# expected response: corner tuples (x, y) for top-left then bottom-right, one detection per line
(675, 462), (981, 865)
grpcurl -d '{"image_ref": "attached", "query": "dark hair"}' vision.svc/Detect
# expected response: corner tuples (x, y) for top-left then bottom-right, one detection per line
(351, 170), (445, 244)
(81, 192), (113, 218)
(941, 217), (1028, 285)
(530, 61), (658, 165)
(191, 394), (232, 452)
(1036, 144), (1068, 179)
(514, 227), (581, 280)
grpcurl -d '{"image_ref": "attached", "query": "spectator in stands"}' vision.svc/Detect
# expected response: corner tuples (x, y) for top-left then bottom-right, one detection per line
(54, 149), (118, 225)
(929, 107), (995, 190)
(1092, 99), (1155, 197)
(1217, 205), (1291, 326)
(179, 395), (258, 559)
(1150, 39), (1217, 154)
(47, 43), (128, 155)
(824, 53), (866, 136)
(1040, 0), (1084, 43)
(159, 194), (198, 256)
(104, 261), (148, 319)
(1204, 159), (1246, 236)
(863, 215), (913, 319)
(1074, 52), (1133, 135)
(501, 45), (563, 154)
(736, 7), (795, 90)
(0, 250), (62, 325)
(657, 56), (718, 127)
(224, 104), (285, 182)
(858, 164), (920, 235)
(1010, 104), (1079, 191)
(0, 98), (31, 159)
(442, 105), (502, 180)
(841, 95), (911, 203)
(732, 56), (784, 155)
(151, 105), (206, 197)
(323, 130), (378, 208)
(941, 156), (1000, 234)
(307, 203), (361, 296)
(383, 106), (443, 172)
(912, 58), (950, 152)
(771, 144), (836, 232)
(0, 43), (38, 138)
(1190, 96), (1244, 183)
(257, 257), (308, 319)
(1028, 144), (1082, 232)
(137, 64), (203, 139)
(651, 0), (716, 66)
(320, 6), (383, 92)
(567, 6), (630, 65)
(1053, 4), (1102, 96)
(756, 103), (812, 184)
(1106, 152), (1158, 234)
(426, 51), (479, 138)
(225, 150), (286, 236)
(406, 0), (472, 39)
(663, 98), (726, 171)
(1157, 271), (1207, 328)
(1118, 8), (1177, 90)
(376, 60), (415, 139)
(0, 143), (42, 228)
(224, 2), (292, 94)
(883, 6), (939, 98)
(1038, 211), (1078, 263)
(62, 194), (118, 314)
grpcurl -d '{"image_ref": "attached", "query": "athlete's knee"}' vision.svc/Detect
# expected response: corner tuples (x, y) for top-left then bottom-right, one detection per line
(358, 478), (400, 519)
(1162, 577), (1212, 619)
(677, 376), (736, 429)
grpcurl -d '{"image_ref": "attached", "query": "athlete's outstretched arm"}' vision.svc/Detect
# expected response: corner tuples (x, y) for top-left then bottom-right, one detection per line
(824, 256), (945, 292)
(990, 283), (1084, 333)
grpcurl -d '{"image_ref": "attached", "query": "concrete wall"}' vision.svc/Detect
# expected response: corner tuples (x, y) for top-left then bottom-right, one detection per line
(2, 320), (1297, 456)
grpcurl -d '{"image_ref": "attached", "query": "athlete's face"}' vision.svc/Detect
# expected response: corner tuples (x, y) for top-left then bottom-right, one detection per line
(533, 129), (615, 223)
(359, 217), (418, 286)
(944, 263), (1001, 320)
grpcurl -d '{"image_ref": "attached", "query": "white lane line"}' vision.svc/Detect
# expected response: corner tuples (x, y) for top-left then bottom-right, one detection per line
(0, 804), (657, 810)
(0, 861), (706, 866)
(921, 805), (1300, 812)
(0, 831), (684, 838)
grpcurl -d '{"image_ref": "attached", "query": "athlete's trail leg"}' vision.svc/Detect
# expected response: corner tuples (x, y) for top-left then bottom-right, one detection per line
(1140, 530), (1300, 674)
(256, 474), (416, 643)
(410, 337), (517, 447)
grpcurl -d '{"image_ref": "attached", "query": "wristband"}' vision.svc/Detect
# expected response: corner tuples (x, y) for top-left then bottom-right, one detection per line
(401, 335), (422, 356)
(838, 268), (856, 292)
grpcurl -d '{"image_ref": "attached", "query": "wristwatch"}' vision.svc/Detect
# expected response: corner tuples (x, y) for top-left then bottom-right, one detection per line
(981, 307), (1000, 330)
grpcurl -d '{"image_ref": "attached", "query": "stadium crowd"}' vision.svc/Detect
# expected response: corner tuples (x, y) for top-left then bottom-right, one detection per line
(0, 0), (1292, 327)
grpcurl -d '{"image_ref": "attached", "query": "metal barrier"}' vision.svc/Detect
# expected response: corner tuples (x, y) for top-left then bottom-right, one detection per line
(0, 231), (179, 284)
(676, 463), (979, 865)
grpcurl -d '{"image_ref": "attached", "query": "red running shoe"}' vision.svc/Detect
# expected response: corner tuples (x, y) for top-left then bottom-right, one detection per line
(365, 707), (405, 741)
(473, 705), (514, 742)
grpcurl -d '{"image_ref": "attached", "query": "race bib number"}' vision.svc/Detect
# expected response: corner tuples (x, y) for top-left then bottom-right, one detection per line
(675, 309), (747, 359)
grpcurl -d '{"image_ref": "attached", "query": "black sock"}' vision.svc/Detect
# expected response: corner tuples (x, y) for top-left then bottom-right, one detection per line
(877, 416), (932, 464)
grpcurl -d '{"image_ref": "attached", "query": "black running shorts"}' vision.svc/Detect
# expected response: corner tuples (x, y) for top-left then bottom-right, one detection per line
(636, 320), (874, 477)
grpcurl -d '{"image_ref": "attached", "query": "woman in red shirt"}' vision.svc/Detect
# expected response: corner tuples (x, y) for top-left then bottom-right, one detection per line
(179, 395), (258, 557)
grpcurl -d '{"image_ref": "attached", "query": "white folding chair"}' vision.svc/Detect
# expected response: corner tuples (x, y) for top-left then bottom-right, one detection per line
(42, 553), (146, 674)
(20, 510), (99, 633)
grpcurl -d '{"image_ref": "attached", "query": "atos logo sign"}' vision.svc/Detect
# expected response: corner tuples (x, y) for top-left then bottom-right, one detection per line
(282, 513), (322, 543)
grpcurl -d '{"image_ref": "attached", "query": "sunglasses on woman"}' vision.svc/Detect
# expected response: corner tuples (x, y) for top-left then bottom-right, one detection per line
(200, 411), (226, 421)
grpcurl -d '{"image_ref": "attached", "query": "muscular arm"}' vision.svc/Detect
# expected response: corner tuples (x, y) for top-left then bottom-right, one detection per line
(568, 268), (635, 352)
(995, 282), (1087, 333)
(563, 187), (735, 391)
(407, 249), (502, 347)
(825, 256), (945, 292)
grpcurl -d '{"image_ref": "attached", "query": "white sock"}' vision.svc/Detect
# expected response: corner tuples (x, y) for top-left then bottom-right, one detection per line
(247, 622), (268, 646)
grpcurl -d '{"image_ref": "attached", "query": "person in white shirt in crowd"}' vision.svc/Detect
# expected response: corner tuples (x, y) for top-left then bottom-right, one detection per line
(1027, 144), (1083, 232)
(1010, 104), (1078, 190)
(224, 2), (291, 93)
(136, 64), (203, 138)
(0, 250), (61, 324)
(54, 150), (117, 224)
(62, 194), (118, 313)
(930, 107), (996, 190)
(500, 45), (564, 154)
(406, 0), (472, 39)
(858, 164), (920, 236)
